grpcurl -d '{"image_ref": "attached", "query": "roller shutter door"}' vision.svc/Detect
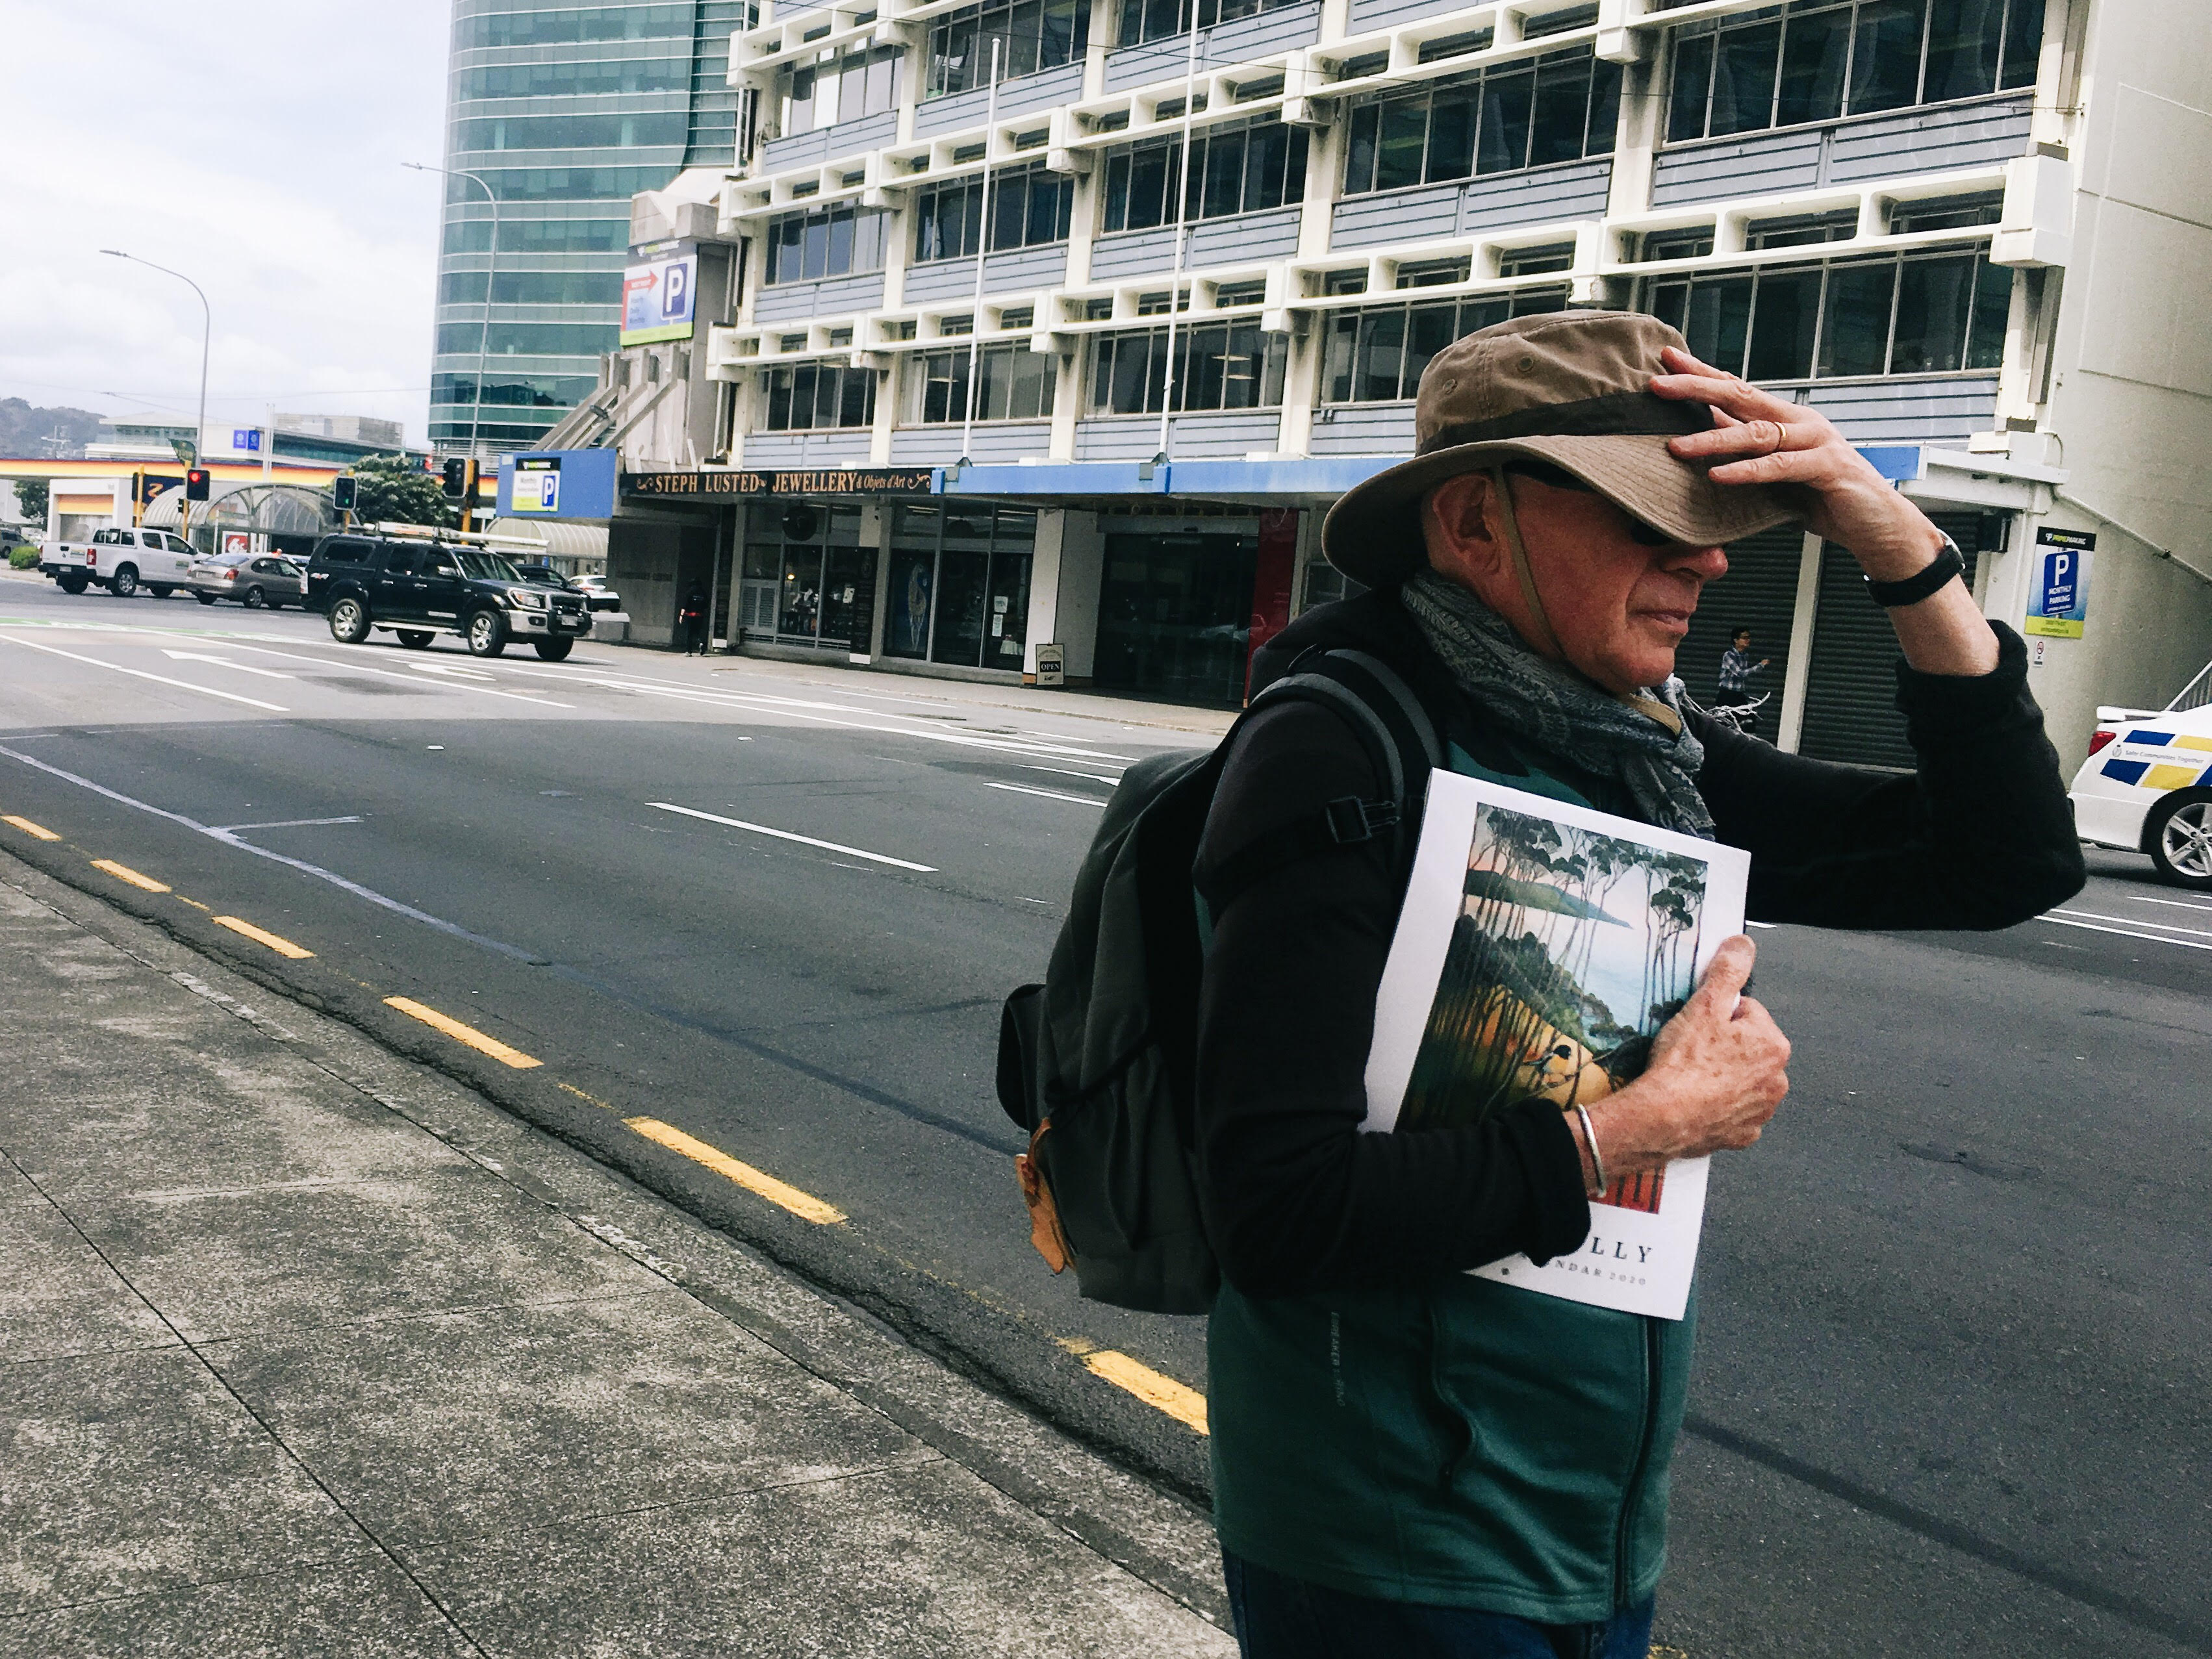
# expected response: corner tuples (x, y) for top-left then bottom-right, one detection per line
(1677, 526), (1805, 716)
(1798, 513), (1991, 769)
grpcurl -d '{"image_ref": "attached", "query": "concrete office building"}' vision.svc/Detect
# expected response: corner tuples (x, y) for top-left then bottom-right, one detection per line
(431, 0), (754, 455)
(515, 0), (2212, 772)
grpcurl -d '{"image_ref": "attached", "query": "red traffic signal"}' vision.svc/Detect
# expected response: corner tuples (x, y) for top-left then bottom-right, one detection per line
(184, 468), (212, 501)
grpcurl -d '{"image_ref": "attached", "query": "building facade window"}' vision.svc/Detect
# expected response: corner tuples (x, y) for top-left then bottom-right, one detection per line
(441, 218), (629, 255)
(1664, 0), (2043, 145)
(906, 344), (1057, 423)
(433, 373), (600, 409)
(436, 320), (619, 356)
(1117, 0), (1301, 49)
(739, 503), (876, 650)
(1642, 245), (2011, 381)
(1100, 116), (1308, 233)
(452, 112), (689, 152)
(761, 362), (880, 429)
(885, 505), (1036, 669)
(450, 166), (676, 201)
(763, 203), (890, 283)
(437, 270), (625, 307)
(1087, 320), (1288, 414)
(451, 4), (741, 50)
(1321, 286), (1570, 403)
(911, 162), (1074, 262)
(1343, 48), (1620, 195)
(453, 58), (691, 99)
(926, 0), (1089, 97)
(782, 44), (904, 133)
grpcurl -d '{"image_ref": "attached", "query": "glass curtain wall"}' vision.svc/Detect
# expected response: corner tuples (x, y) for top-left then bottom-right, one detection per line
(885, 505), (1036, 669)
(740, 503), (878, 651)
(433, 1), (748, 452)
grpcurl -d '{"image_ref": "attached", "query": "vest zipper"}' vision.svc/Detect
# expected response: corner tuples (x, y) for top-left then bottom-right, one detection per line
(1614, 1316), (1664, 1608)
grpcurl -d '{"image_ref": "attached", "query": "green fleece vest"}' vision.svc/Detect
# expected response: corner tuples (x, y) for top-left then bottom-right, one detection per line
(1207, 743), (1698, 1622)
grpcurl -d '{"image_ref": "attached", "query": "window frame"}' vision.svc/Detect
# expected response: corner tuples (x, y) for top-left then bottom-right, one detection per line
(904, 342), (1059, 424)
(1662, 0), (2045, 147)
(1341, 47), (1620, 197)
(1084, 320), (1289, 414)
(910, 162), (1076, 264)
(926, 0), (1089, 99)
(762, 202), (890, 285)
(1638, 242), (2013, 384)
(1318, 285), (1571, 404)
(759, 361), (882, 431)
(1099, 115), (1309, 234)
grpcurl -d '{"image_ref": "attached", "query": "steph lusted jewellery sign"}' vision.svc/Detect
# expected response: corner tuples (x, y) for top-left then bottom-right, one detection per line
(622, 467), (937, 498)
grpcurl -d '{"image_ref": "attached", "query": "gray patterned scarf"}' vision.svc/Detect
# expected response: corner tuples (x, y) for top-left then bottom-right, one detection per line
(1399, 568), (1716, 839)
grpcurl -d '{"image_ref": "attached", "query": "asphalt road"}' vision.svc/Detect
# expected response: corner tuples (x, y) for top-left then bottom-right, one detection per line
(4, 570), (2208, 1659)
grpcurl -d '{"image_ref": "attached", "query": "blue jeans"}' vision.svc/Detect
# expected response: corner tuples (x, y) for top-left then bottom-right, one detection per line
(1223, 1551), (1655, 1659)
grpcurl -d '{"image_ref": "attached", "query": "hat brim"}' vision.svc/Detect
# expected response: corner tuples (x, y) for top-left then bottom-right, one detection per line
(1320, 433), (1801, 590)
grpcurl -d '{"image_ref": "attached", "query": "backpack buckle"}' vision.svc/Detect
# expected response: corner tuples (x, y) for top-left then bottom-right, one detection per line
(1324, 796), (1399, 844)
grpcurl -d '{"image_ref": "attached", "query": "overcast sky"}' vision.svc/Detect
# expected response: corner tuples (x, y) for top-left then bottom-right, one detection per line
(0, 1), (451, 446)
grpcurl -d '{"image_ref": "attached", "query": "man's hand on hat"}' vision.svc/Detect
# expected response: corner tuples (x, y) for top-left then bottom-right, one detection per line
(1649, 346), (1947, 583)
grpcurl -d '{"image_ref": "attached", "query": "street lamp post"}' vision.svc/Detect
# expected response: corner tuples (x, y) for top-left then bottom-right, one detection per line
(403, 161), (501, 464)
(101, 249), (210, 542)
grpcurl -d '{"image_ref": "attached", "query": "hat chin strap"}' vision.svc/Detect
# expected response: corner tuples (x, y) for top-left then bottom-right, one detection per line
(1489, 468), (1563, 661)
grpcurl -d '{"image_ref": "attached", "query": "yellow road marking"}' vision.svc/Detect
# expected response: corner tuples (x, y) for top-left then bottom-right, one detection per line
(212, 915), (314, 959)
(624, 1117), (846, 1224)
(383, 996), (542, 1069)
(559, 1081), (617, 1111)
(177, 897), (211, 911)
(1062, 1341), (1209, 1434)
(90, 858), (170, 893)
(2, 815), (60, 841)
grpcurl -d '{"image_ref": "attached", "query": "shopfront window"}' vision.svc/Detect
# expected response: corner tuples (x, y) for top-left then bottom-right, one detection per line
(885, 505), (1035, 669)
(740, 503), (877, 651)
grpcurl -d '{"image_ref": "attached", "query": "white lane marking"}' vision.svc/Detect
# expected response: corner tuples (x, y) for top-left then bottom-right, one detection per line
(405, 662), (498, 681)
(207, 641), (576, 709)
(0, 633), (289, 711)
(160, 650), (296, 680)
(1746, 920), (1779, 930)
(2127, 893), (2212, 915)
(985, 781), (1110, 807)
(1019, 764), (1123, 784)
(0, 744), (542, 963)
(2040, 915), (2212, 953)
(2050, 906), (2212, 940)
(646, 802), (936, 871)
(215, 816), (364, 833)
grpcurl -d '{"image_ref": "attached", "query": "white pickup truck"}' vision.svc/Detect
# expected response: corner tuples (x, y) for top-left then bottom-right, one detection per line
(41, 526), (197, 597)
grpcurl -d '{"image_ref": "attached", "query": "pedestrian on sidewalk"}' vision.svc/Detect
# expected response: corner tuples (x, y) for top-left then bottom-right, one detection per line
(1192, 312), (2083, 1658)
(1716, 625), (1769, 711)
(680, 584), (709, 654)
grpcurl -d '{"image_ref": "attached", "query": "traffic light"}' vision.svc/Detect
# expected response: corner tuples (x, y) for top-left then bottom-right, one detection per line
(440, 457), (477, 500)
(184, 468), (211, 501)
(332, 475), (357, 512)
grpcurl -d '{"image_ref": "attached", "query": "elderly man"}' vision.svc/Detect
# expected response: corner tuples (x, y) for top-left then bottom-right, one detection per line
(1193, 312), (2081, 1658)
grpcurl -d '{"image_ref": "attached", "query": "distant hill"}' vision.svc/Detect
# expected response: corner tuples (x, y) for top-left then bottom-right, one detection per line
(0, 399), (105, 459)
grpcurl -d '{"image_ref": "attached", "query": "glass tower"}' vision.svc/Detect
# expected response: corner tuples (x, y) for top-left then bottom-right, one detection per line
(433, 1), (751, 454)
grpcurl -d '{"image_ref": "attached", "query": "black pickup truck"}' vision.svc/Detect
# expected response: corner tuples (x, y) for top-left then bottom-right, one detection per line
(300, 533), (591, 660)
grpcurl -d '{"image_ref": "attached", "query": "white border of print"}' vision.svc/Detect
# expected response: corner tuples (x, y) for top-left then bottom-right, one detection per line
(1361, 769), (1750, 1321)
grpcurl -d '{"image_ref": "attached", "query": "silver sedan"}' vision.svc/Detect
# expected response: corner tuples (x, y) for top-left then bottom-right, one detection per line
(186, 552), (303, 609)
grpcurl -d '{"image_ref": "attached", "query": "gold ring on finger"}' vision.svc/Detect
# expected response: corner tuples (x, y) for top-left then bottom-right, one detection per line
(1759, 420), (1786, 453)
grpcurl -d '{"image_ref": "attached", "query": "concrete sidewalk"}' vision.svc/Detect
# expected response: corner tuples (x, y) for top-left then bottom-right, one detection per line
(0, 852), (1235, 1657)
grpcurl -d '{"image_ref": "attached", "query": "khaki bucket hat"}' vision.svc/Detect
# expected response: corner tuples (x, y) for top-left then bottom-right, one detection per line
(1321, 310), (1799, 589)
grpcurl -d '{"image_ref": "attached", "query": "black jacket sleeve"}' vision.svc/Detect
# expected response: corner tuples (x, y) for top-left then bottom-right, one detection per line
(1694, 624), (2085, 928)
(1192, 700), (1593, 1300)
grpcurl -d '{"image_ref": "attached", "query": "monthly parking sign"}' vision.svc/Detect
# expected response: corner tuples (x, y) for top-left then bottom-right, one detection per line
(2025, 527), (2095, 638)
(511, 455), (561, 514)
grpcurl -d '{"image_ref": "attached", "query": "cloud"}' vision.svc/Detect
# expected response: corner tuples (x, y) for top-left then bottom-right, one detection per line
(0, 0), (449, 444)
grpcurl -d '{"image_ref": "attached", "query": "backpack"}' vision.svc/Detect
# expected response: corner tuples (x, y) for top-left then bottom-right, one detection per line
(994, 648), (1443, 1315)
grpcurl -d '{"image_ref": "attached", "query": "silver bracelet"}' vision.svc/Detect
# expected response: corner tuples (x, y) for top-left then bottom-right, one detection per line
(1574, 1104), (1608, 1196)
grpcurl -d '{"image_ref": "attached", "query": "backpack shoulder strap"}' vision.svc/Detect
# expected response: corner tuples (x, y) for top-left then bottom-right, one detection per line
(1195, 647), (1443, 915)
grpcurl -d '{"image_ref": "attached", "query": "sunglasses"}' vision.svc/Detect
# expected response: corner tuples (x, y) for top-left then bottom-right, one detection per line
(1505, 462), (1678, 548)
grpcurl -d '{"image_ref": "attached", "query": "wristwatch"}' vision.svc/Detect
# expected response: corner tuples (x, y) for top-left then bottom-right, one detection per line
(1864, 533), (1964, 608)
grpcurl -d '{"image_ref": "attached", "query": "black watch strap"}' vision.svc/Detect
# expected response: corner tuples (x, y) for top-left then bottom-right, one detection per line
(1865, 535), (1964, 608)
